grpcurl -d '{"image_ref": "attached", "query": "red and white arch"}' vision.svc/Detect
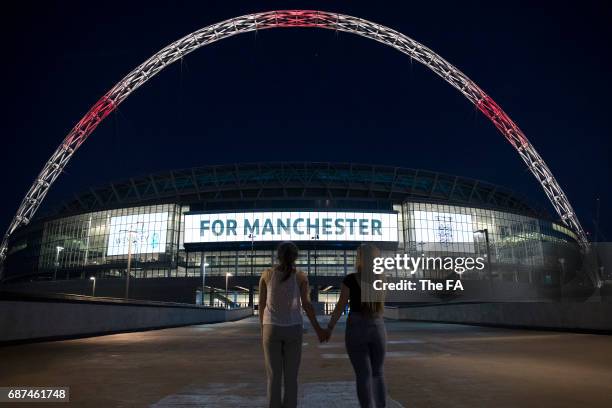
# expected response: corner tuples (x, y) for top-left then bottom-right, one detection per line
(0, 10), (587, 265)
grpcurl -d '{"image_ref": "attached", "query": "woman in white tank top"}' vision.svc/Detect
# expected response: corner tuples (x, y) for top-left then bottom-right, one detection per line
(259, 242), (326, 408)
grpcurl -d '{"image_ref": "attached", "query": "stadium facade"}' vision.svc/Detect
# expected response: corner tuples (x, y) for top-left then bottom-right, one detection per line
(2, 162), (581, 309)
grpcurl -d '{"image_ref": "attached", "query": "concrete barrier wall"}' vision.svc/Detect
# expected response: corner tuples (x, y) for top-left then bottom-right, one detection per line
(384, 302), (612, 332)
(0, 299), (253, 343)
(2, 278), (559, 304)
(3, 278), (216, 304)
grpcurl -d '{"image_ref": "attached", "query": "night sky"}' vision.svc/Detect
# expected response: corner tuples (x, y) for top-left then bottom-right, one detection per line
(1, 1), (610, 241)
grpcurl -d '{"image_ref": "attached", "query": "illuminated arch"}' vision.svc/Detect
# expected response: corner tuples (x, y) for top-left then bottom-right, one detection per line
(0, 10), (587, 264)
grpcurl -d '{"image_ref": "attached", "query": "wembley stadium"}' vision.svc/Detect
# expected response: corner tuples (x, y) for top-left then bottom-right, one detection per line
(2, 162), (583, 310)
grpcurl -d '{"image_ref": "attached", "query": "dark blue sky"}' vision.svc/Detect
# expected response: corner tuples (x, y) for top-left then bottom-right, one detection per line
(1, 0), (610, 240)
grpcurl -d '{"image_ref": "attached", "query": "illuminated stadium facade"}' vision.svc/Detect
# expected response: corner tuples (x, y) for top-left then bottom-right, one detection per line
(3, 162), (581, 309)
(0, 10), (590, 307)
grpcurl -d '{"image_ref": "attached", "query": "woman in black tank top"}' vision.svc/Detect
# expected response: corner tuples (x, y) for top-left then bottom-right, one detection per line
(325, 244), (387, 408)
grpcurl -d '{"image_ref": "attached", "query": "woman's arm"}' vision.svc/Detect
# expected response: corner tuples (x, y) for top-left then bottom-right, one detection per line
(298, 272), (326, 341)
(258, 272), (267, 327)
(327, 283), (350, 334)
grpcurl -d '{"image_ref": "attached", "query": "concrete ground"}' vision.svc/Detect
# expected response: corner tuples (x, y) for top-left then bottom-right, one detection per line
(0, 317), (611, 407)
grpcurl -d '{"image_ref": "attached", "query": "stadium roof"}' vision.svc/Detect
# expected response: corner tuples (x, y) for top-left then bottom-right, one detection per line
(55, 162), (547, 218)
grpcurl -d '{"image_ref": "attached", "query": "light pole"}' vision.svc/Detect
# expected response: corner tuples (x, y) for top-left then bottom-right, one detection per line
(558, 258), (566, 300)
(311, 234), (320, 276)
(54, 246), (64, 280)
(311, 234), (320, 303)
(120, 230), (137, 299)
(200, 254), (209, 305)
(225, 272), (232, 309)
(474, 229), (492, 280)
(248, 233), (256, 277)
(89, 276), (96, 297)
(248, 233), (256, 308)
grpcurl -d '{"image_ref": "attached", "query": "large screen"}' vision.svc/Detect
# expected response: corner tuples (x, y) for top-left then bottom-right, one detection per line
(183, 211), (398, 243)
(413, 210), (475, 252)
(107, 212), (168, 256)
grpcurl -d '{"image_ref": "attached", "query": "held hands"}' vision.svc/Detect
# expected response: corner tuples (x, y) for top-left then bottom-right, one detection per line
(315, 326), (332, 343)
(323, 327), (332, 342)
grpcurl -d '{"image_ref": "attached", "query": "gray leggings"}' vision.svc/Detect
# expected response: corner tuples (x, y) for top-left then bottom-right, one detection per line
(345, 313), (387, 408)
(262, 324), (303, 408)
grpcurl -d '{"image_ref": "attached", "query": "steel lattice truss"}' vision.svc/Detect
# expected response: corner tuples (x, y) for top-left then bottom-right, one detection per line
(0, 10), (587, 265)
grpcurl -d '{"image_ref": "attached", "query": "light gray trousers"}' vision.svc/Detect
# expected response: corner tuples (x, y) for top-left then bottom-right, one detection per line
(262, 324), (303, 408)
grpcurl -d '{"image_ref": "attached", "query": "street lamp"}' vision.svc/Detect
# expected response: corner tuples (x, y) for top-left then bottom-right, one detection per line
(311, 234), (320, 303)
(248, 233), (257, 308)
(558, 258), (566, 299)
(225, 272), (232, 309)
(89, 276), (96, 297)
(54, 246), (64, 280)
(311, 234), (320, 276)
(120, 230), (137, 299)
(200, 254), (210, 305)
(248, 233), (256, 277)
(474, 229), (492, 280)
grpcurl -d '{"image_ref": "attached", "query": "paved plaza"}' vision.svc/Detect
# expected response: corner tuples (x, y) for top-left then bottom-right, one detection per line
(1, 317), (611, 407)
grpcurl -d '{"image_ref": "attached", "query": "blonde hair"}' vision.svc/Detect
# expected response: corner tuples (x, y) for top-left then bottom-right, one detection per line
(355, 244), (384, 316)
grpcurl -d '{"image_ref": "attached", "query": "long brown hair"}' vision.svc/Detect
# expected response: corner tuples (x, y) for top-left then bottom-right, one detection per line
(356, 244), (385, 316)
(276, 242), (299, 282)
